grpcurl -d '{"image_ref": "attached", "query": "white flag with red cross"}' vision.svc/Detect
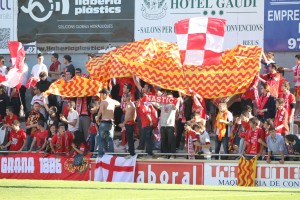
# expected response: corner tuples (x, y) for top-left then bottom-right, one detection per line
(94, 155), (137, 182)
(175, 17), (226, 66)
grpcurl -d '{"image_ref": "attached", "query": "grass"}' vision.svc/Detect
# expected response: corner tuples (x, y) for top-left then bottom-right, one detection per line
(0, 179), (299, 200)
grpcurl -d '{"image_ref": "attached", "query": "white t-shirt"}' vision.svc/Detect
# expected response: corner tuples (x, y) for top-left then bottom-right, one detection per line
(67, 110), (79, 132)
(293, 65), (300, 86)
(31, 63), (48, 79)
(216, 111), (233, 137)
(198, 131), (211, 154)
(31, 94), (48, 118)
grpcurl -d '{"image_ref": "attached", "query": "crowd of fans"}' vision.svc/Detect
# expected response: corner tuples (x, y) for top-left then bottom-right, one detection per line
(0, 52), (299, 163)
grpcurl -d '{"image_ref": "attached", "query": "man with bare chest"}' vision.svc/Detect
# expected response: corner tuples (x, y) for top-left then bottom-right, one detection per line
(96, 89), (120, 157)
(119, 93), (137, 158)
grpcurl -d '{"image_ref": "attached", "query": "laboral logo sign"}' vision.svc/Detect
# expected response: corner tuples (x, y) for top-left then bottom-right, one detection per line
(135, 161), (204, 185)
(141, 0), (167, 20)
(21, 0), (122, 23)
(204, 163), (300, 188)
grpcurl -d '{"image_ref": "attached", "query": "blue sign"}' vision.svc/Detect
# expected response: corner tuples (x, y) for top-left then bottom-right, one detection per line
(264, 0), (300, 51)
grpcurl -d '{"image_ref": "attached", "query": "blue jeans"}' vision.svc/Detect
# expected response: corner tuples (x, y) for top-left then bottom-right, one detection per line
(89, 134), (96, 152)
(142, 126), (153, 155)
(98, 122), (114, 156)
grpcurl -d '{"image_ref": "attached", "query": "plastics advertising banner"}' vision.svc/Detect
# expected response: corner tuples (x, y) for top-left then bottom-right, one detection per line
(17, 0), (134, 53)
(0, 0), (17, 54)
(264, 0), (300, 51)
(0, 153), (91, 180)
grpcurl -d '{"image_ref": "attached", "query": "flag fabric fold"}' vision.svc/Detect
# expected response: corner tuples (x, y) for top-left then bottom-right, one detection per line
(44, 76), (102, 97)
(1, 41), (25, 88)
(94, 155), (137, 182)
(175, 17), (226, 66)
(237, 156), (257, 187)
(86, 38), (262, 99)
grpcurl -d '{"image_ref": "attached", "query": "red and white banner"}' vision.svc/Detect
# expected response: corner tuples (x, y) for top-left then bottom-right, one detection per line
(135, 161), (204, 185)
(204, 162), (300, 188)
(0, 153), (91, 180)
(1, 41), (25, 89)
(94, 155), (137, 182)
(175, 17), (226, 66)
(140, 95), (178, 106)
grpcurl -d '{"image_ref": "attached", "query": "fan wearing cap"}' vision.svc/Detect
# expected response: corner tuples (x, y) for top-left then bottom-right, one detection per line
(96, 88), (120, 157)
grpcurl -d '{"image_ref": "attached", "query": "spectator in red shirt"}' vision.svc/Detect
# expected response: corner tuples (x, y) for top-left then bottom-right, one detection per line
(137, 93), (156, 158)
(29, 120), (49, 152)
(0, 120), (26, 152)
(48, 53), (61, 81)
(184, 121), (200, 159)
(242, 117), (264, 157)
(4, 106), (18, 130)
(274, 98), (289, 136)
(279, 82), (296, 134)
(258, 63), (281, 98)
(50, 123), (74, 156)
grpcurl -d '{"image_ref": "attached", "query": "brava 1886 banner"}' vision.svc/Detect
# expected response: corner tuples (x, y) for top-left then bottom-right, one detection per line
(0, 153), (91, 180)
(18, 0), (134, 53)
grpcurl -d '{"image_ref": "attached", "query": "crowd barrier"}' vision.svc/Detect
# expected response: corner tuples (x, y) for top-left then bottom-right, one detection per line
(0, 152), (299, 188)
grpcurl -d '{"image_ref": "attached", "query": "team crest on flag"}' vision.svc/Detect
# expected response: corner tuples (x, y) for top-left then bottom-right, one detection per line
(175, 17), (226, 66)
(237, 156), (257, 187)
(94, 155), (137, 182)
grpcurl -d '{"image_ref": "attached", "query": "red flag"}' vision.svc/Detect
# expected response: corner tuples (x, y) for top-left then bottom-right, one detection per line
(1, 41), (25, 89)
(175, 17), (226, 66)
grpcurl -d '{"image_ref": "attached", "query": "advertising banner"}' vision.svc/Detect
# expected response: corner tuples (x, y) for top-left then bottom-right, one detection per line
(134, 161), (204, 185)
(135, 0), (264, 50)
(17, 0), (134, 53)
(0, 153), (91, 180)
(0, 0), (17, 54)
(264, 0), (300, 51)
(204, 162), (300, 188)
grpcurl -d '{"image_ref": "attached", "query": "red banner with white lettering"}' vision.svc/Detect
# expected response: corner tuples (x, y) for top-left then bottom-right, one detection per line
(0, 153), (91, 180)
(140, 95), (178, 106)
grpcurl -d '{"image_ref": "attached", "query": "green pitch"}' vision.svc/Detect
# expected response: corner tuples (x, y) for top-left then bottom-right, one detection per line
(0, 179), (299, 200)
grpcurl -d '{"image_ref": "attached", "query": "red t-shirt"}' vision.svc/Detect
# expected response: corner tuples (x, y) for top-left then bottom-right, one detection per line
(245, 127), (264, 154)
(49, 60), (61, 72)
(260, 72), (280, 98)
(51, 131), (74, 154)
(9, 129), (27, 151)
(274, 107), (289, 135)
(35, 129), (49, 147)
(116, 77), (136, 97)
(5, 114), (18, 126)
(138, 104), (151, 128)
(279, 92), (296, 121)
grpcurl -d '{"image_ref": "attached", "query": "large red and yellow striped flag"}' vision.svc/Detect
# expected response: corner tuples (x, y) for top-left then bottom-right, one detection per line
(45, 76), (102, 97)
(237, 156), (257, 187)
(87, 38), (262, 99)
